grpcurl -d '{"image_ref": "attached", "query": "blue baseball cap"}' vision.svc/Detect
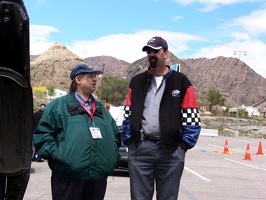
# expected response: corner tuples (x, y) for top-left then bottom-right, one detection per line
(70, 64), (103, 80)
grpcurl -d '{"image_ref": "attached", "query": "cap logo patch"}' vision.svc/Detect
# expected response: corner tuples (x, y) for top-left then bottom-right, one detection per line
(148, 38), (156, 43)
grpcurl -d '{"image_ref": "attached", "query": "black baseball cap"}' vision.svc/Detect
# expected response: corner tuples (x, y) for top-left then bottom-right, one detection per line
(142, 36), (168, 51)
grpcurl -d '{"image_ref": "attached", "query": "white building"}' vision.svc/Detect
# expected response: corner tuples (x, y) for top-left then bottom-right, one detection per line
(109, 106), (124, 125)
(46, 89), (67, 100)
(229, 105), (260, 117)
(244, 106), (260, 117)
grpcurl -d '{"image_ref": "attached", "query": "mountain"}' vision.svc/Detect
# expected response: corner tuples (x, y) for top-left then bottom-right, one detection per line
(183, 57), (266, 107)
(84, 56), (128, 79)
(116, 53), (266, 108)
(30, 43), (266, 110)
(31, 42), (89, 92)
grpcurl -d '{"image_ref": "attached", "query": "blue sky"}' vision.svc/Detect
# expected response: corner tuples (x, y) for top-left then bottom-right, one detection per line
(24, 0), (266, 78)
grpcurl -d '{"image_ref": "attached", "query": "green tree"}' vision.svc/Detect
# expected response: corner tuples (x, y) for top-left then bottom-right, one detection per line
(47, 85), (55, 97)
(206, 88), (225, 111)
(196, 99), (204, 111)
(97, 76), (128, 106)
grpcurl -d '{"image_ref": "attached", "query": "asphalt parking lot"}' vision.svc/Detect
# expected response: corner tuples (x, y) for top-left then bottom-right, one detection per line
(24, 135), (266, 200)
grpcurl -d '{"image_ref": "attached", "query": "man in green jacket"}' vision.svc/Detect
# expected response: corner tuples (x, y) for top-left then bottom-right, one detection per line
(34, 64), (121, 200)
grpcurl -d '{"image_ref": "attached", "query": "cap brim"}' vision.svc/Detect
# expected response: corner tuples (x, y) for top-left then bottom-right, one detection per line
(95, 71), (103, 75)
(83, 70), (103, 75)
(142, 45), (162, 51)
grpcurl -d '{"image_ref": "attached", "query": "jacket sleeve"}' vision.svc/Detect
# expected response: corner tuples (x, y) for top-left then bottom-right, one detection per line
(121, 88), (132, 145)
(33, 101), (61, 161)
(181, 85), (201, 149)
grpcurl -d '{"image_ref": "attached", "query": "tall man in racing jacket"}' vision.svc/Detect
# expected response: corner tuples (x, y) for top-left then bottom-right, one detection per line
(122, 36), (201, 200)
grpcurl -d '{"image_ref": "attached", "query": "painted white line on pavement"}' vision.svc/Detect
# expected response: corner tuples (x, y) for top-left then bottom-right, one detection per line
(208, 138), (222, 142)
(229, 138), (256, 144)
(239, 139), (255, 143)
(207, 143), (222, 149)
(224, 158), (266, 171)
(207, 143), (242, 152)
(180, 185), (198, 200)
(184, 166), (212, 182)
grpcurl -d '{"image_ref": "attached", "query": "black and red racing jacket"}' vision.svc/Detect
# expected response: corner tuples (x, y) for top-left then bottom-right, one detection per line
(122, 66), (201, 152)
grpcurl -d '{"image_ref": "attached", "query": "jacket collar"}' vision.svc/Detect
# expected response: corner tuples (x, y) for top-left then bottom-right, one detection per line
(66, 92), (103, 118)
(146, 65), (172, 78)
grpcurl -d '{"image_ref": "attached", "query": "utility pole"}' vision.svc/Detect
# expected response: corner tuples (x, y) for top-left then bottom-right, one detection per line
(233, 51), (247, 137)
(99, 64), (105, 101)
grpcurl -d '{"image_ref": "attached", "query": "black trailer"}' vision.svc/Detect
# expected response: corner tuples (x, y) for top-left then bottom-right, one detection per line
(0, 0), (33, 199)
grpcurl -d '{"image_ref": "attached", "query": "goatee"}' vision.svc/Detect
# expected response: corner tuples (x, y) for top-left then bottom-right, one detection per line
(149, 57), (157, 68)
(150, 61), (157, 68)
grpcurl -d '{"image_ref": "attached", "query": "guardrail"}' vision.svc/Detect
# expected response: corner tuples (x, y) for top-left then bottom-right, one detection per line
(200, 129), (218, 137)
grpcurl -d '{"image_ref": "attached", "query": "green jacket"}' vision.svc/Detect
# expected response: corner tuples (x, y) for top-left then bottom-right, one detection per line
(33, 92), (121, 180)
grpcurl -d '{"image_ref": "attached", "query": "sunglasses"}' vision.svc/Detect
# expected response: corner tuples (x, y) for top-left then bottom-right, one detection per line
(146, 49), (161, 54)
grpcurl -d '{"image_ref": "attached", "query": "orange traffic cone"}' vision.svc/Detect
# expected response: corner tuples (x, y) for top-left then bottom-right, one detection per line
(243, 143), (252, 160)
(223, 139), (229, 154)
(256, 141), (263, 155)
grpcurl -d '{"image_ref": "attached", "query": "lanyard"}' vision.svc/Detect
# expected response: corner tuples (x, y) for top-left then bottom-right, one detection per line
(77, 98), (96, 125)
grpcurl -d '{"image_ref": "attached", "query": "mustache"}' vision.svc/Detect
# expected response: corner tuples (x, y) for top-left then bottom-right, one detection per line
(149, 56), (158, 68)
(149, 56), (157, 62)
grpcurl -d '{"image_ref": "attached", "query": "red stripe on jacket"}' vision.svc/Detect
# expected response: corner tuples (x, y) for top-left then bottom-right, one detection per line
(181, 86), (198, 108)
(125, 88), (132, 107)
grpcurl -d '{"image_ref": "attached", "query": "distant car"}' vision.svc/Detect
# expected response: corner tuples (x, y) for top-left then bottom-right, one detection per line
(115, 125), (128, 171)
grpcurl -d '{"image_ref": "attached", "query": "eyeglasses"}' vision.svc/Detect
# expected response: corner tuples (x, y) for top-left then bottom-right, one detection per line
(85, 74), (98, 78)
(146, 49), (161, 54)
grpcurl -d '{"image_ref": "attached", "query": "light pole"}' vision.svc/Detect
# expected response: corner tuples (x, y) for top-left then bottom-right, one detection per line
(233, 50), (247, 137)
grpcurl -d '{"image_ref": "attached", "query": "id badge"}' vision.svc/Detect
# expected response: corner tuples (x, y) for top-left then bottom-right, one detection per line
(89, 127), (102, 139)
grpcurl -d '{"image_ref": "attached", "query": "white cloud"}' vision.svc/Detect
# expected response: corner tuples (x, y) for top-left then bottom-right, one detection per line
(29, 25), (266, 79)
(30, 25), (59, 55)
(67, 33), (147, 62)
(231, 32), (251, 41)
(173, 0), (195, 6)
(228, 9), (266, 35)
(173, 0), (256, 5)
(169, 16), (184, 22)
(173, 0), (259, 12)
(67, 30), (205, 63)
(185, 8), (266, 78)
(30, 25), (59, 42)
(190, 34), (266, 78)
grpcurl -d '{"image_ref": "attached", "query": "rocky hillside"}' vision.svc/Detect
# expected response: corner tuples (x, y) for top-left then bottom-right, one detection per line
(30, 43), (266, 111)
(84, 56), (128, 80)
(183, 57), (266, 109)
(117, 53), (266, 109)
(31, 43), (90, 92)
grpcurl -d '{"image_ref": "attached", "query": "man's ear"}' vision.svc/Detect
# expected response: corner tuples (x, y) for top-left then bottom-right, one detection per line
(75, 76), (82, 84)
(165, 50), (169, 59)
